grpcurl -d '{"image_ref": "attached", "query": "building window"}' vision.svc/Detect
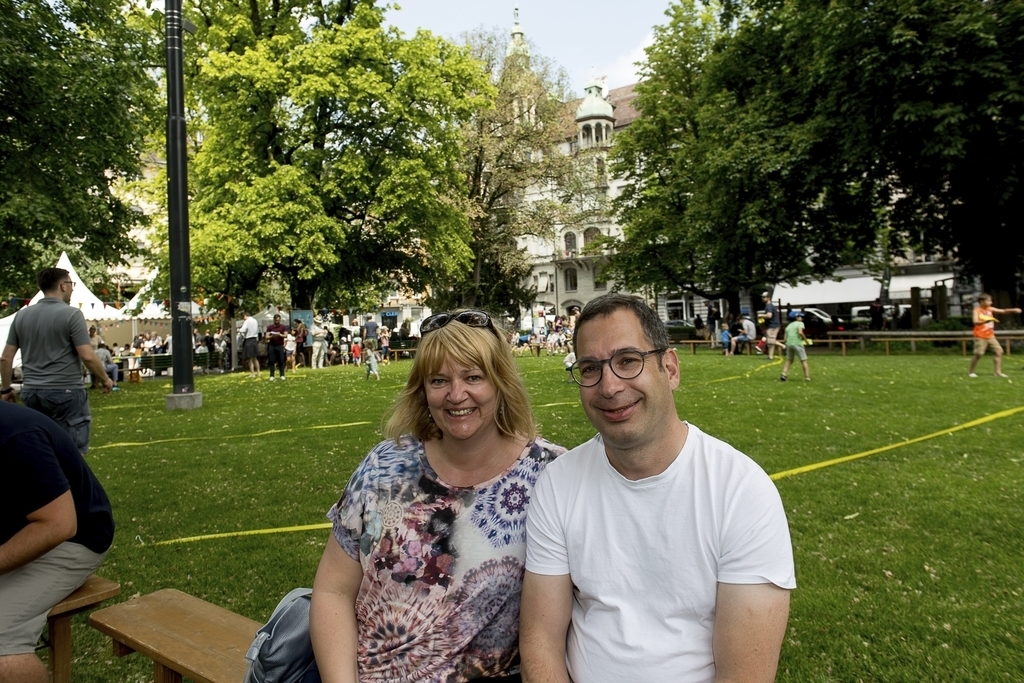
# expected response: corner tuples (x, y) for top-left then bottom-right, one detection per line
(594, 267), (606, 291)
(564, 232), (577, 255)
(584, 227), (601, 246)
(565, 268), (578, 292)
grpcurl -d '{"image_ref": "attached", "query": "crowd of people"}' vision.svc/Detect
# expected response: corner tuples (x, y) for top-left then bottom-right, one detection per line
(237, 311), (393, 380)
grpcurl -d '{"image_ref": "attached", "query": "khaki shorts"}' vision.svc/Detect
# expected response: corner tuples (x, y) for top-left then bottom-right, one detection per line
(767, 327), (781, 343)
(973, 337), (1002, 357)
(0, 542), (106, 655)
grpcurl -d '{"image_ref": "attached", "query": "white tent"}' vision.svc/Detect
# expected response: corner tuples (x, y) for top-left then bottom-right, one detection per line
(888, 272), (955, 300)
(253, 305), (290, 326)
(124, 274), (201, 319)
(29, 252), (125, 320)
(772, 276), (881, 307)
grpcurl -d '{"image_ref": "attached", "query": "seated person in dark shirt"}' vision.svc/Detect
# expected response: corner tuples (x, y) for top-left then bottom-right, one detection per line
(0, 402), (114, 683)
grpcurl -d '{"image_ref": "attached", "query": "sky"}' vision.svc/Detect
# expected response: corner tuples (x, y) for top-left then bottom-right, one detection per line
(384, 0), (675, 95)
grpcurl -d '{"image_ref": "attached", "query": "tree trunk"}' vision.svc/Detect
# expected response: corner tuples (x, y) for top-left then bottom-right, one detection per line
(291, 279), (317, 310)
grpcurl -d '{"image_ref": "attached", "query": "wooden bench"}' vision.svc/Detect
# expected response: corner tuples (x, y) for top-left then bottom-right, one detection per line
(828, 331), (1024, 356)
(89, 588), (260, 683)
(46, 575), (121, 683)
(125, 351), (223, 380)
(388, 340), (419, 362)
(874, 335), (1021, 356)
(673, 339), (714, 355)
(825, 338), (862, 356)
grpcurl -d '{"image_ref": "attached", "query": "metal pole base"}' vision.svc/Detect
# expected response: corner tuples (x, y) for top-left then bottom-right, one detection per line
(165, 392), (203, 412)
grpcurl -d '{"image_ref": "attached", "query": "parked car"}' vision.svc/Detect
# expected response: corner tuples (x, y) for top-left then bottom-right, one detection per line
(850, 304), (909, 325)
(786, 308), (847, 339)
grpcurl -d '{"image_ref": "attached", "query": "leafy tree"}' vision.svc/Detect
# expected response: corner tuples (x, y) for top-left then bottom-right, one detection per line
(613, 0), (1024, 308)
(173, 0), (490, 310)
(718, 0), (1024, 301)
(0, 0), (159, 297)
(429, 27), (607, 319)
(608, 0), (878, 311)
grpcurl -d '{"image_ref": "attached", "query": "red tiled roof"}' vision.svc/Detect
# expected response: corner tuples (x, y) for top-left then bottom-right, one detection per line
(607, 83), (640, 129)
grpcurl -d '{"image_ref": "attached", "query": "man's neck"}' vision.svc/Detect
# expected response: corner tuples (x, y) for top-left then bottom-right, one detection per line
(604, 420), (689, 481)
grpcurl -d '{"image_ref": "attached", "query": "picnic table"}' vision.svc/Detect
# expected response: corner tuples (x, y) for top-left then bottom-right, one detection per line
(827, 330), (1024, 355)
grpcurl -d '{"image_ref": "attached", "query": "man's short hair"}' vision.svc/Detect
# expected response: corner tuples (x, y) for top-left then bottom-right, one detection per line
(273, 314), (281, 321)
(574, 293), (669, 354)
(37, 267), (69, 292)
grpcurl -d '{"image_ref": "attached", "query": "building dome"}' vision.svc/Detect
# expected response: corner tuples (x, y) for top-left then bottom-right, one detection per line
(576, 79), (613, 121)
(507, 7), (529, 58)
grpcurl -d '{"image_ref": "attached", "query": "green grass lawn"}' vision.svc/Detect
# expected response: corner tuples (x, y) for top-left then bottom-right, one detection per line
(62, 349), (1024, 681)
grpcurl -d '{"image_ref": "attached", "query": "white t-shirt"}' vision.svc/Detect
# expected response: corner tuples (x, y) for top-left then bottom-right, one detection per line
(526, 424), (796, 683)
(240, 316), (260, 340)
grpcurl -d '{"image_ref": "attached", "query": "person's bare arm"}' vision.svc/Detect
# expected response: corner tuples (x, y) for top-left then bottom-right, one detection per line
(520, 570), (574, 683)
(991, 306), (1023, 315)
(0, 490), (76, 574)
(712, 582), (791, 683)
(310, 537), (363, 683)
(1, 343), (17, 402)
(76, 344), (112, 392)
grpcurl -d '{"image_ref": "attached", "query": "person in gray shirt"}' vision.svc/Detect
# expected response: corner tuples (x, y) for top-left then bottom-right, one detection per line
(0, 268), (112, 453)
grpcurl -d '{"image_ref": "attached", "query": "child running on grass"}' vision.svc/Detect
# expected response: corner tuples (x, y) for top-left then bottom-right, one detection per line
(968, 293), (1021, 378)
(365, 348), (380, 380)
(780, 312), (811, 381)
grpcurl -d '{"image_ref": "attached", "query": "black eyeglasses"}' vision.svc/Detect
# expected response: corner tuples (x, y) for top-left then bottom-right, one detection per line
(62, 280), (75, 288)
(571, 348), (668, 387)
(421, 310), (494, 335)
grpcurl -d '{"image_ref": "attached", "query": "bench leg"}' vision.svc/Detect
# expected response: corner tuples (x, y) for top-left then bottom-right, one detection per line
(47, 614), (72, 683)
(154, 661), (183, 683)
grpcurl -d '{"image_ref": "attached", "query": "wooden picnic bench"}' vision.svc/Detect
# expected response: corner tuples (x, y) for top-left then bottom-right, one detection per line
(673, 339), (714, 355)
(124, 351), (223, 382)
(388, 339), (418, 362)
(90, 588), (260, 683)
(824, 338), (863, 356)
(45, 575), (121, 683)
(828, 331), (1024, 356)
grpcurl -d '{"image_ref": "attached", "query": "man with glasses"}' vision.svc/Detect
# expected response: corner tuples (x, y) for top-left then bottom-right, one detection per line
(521, 293), (795, 683)
(1, 268), (113, 454)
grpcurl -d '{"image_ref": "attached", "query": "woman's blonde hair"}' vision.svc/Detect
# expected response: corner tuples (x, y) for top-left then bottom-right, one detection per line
(384, 314), (535, 443)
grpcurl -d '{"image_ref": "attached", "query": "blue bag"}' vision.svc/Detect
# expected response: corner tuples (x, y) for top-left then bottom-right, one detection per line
(244, 588), (318, 683)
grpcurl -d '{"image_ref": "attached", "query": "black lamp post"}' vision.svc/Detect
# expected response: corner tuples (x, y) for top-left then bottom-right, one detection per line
(165, 0), (202, 410)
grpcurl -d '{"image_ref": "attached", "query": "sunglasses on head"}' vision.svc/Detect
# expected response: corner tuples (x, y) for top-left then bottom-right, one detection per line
(421, 310), (494, 335)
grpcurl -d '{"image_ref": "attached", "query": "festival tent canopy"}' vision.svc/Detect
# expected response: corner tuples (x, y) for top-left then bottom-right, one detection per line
(887, 272), (955, 300)
(29, 252), (124, 320)
(253, 305), (290, 326)
(771, 275), (881, 306)
(124, 275), (202, 319)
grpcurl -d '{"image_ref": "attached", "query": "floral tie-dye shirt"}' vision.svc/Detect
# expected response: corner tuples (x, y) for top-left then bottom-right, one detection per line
(328, 436), (564, 683)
